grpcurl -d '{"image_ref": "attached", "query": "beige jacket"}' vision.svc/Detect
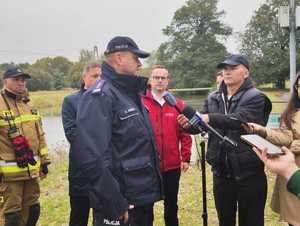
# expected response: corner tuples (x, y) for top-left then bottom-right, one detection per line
(265, 109), (300, 225)
(0, 89), (50, 181)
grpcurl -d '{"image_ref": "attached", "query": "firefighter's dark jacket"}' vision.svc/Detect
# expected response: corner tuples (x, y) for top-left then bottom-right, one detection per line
(201, 78), (272, 179)
(73, 62), (163, 218)
(62, 85), (90, 196)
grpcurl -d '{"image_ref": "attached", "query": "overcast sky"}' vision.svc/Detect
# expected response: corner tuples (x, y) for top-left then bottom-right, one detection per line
(0, 0), (265, 64)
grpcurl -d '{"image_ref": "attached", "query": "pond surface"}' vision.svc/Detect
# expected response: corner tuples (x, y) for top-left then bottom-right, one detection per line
(42, 117), (68, 151)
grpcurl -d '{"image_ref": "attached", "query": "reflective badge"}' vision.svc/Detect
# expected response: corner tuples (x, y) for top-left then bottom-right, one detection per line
(2, 110), (14, 118)
(0, 196), (4, 203)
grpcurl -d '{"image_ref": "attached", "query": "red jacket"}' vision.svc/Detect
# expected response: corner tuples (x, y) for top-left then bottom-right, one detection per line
(142, 90), (192, 172)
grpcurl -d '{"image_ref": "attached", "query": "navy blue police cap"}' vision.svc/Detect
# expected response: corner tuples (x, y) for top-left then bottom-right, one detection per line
(104, 36), (150, 58)
(217, 54), (250, 70)
(3, 67), (31, 79)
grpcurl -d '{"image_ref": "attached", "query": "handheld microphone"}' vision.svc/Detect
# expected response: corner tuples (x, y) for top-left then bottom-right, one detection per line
(162, 91), (181, 113)
(182, 106), (237, 148)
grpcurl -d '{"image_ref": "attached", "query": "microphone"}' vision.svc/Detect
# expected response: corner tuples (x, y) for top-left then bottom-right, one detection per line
(162, 91), (181, 113)
(182, 106), (237, 148)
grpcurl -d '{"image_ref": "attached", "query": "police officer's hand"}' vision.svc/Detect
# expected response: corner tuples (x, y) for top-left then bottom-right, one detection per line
(120, 204), (134, 224)
(120, 211), (129, 224)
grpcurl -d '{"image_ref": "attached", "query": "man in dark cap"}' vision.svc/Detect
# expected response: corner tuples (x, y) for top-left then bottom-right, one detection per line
(73, 36), (163, 226)
(178, 54), (272, 226)
(0, 67), (50, 226)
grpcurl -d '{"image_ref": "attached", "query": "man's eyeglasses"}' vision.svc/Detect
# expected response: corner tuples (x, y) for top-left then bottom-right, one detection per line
(152, 76), (168, 81)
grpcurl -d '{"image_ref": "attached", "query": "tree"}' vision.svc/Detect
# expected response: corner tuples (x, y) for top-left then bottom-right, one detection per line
(30, 56), (73, 89)
(26, 67), (53, 91)
(239, 0), (300, 89)
(69, 49), (103, 88)
(156, 0), (232, 88)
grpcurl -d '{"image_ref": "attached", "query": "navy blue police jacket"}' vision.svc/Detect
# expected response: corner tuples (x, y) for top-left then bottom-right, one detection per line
(62, 85), (91, 197)
(73, 62), (163, 219)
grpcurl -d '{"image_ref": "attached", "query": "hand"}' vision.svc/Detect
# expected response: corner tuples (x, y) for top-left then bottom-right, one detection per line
(181, 162), (190, 172)
(177, 114), (191, 129)
(41, 164), (49, 175)
(253, 146), (299, 180)
(120, 211), (129, 224)
(119, 204), (134, 224)
(202, 114), (209, 123)
(247, 123), (267, 137)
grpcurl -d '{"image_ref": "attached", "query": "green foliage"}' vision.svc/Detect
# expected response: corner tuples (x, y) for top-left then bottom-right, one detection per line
(0, 51), (101, 91)
(239, 0), (300, 88)
(26, 67), (53, 91)
(156, 0), (232, 88)
(30, 56), (73, 90)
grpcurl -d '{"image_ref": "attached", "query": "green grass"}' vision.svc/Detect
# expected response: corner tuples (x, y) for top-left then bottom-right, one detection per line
(29, 89), (74, 116)
(38, 150), (288, 226)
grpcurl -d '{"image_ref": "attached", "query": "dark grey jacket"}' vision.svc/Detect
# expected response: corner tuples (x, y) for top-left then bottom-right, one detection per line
(62, 86), (91, 197)
(201, 78), (272, 180)
(73, 62), (163, 219)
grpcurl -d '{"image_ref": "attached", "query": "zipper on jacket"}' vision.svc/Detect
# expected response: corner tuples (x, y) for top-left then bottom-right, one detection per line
(160, 108), (165, 171)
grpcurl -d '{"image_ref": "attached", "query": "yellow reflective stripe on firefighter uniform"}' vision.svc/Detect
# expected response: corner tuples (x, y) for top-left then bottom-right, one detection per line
(0, 114), (41, 126)
(0, 156), (40, 173)
(40, 147), (49, 156)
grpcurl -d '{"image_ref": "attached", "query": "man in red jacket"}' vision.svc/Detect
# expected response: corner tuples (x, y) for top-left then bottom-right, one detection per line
(142, 66), (192, 226)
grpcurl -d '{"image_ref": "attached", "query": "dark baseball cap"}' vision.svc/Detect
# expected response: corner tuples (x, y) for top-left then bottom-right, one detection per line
(217, 54), (250, 70)
(104, 36), (150, 58)
(3, 67), (31, 79)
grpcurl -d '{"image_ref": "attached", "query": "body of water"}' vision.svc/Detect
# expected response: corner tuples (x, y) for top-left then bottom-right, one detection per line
(42, 117), (68, 151)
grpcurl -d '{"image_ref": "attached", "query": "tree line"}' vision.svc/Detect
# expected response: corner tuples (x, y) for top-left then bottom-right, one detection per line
(1, 0), (299, 91)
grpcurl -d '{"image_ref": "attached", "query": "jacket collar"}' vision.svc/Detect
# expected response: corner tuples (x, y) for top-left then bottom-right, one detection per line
(2, 88), (30, 103)
(219, 77), (254, 99)
(101, 62), (148, 95)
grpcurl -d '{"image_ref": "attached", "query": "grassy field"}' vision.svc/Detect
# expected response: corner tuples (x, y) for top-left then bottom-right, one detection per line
(37, 149), (289, 226)
(29, 89), (74, 116)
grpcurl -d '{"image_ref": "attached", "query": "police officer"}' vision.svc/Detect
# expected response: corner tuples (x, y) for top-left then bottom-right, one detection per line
(62, 62), (103, 226)
(0, 67), (50, 226)
(73, 36), (163, 226)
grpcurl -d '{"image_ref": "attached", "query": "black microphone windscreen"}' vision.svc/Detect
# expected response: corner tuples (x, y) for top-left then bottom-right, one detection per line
(182, 106), (196, 120)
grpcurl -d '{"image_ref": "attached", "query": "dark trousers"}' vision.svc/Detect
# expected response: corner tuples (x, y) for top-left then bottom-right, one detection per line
(213, 172), (267, 226)
(69, 195), (92, 226)
(162, 168), (181, 226)
(94, 204), (154, 226)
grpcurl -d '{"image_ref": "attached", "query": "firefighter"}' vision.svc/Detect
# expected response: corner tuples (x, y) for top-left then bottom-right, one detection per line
(0, 67), (50, 226)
